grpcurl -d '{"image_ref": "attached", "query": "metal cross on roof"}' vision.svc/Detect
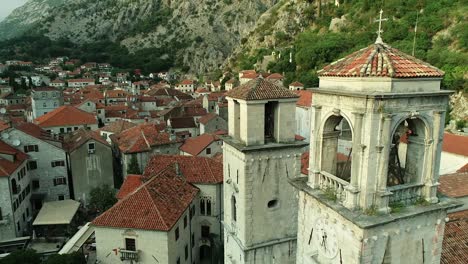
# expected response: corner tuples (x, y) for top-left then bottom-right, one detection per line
(375, 9), (388, 44)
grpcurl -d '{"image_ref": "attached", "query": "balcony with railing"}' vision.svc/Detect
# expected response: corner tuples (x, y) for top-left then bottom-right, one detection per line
(120, 249), (139, 261)
(388, 183), (424, 205)
(317, 171), (349, 203)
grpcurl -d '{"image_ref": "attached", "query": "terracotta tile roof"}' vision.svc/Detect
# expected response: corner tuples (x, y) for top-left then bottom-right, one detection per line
(289, 81), (304, 87)
(226, 79), (236, 84)
(206, 92), (226, 102)
(99, 120), (137, 134)
(114, 123), (175, 154)
(226, 78), (299, 101)
(184, 107), (207, 117)
(198, 113), (218, 125)
(195, 87), (209, 93)
(93, 164), (199, 231)
(179, 79), (194, 85)
(144, 155), (223, 184)
(0, 121), (10, 132)
(266, 73), (284, 80)
(240, 70), (256, 75)
(318, 43), (444, 78)
(180, 133), (221, 156)
(116, 174), (143, 199)
(104, 104), (128, 112)
(438, 172), (468, 198)
(14, 122), (61, 142)
(213, 152), (223, 163)
(294, 90), (313, 108)
(457, 163), (468, 173)
(34, 106), (97, 128)
(0, 139), (28, 177)
(32, 86), (60, 92)
(442, 133), (468, 157)
(105, 90), (128, 98)
(169, 117), (196, 129)
(64, 128), (110, 152)
(295, 134), (306, 141)
(441, 210), (468, 264)
(241, 73), (258, 79)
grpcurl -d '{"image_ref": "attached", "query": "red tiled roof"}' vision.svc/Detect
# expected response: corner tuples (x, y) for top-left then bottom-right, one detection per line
(195, 87), (209, 93)
(32, 86), (60, 91)
(226, 78), (299, 101)
(179, 80), (194, 85)
(100, 120), (137, 134)
(441, 210), (468, 264)
(198, 113), (218, 125)
(0, 121), (10, 132)
(93, 164), (199, 231)
(294, 90), (313, 108)
(15, 122), (60, 142)
(105, 90), (128, 98)
(241, 73), (258, 79)
(114, 123), (175, 154)
(144, 155), (223, 184)
(266, 73), (284, 80)
(180, 133), (220, 156)
(295, 134), (305, 141)
(116, 174), (143, 199)
(457, 163), (468, 173)
(169, 117), (196, 129)
(438, 172), (468, 198)
(442, 133), (468, 157)
(34, 106), (97, 128)
(289, 81), (304, 87)
(184, 107), (207, 117)
(207, 92), (226, 102)
(64, 128), (109, 152)
(0, 140), (28, 177)
(318, 43), (444, 78)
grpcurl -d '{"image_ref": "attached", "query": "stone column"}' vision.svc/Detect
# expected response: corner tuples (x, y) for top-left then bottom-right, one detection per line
(344, 112), (363, 210)
(376, 114), (393, 213)
(308, 105), (322, 188)
(423, 111), (444, 203)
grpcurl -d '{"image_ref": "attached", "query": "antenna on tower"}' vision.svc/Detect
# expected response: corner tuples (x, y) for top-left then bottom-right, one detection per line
(374, 9), (388, 44)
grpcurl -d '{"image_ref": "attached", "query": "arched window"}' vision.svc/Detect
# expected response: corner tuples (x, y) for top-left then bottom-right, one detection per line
(200, 199), (206, 215)
(206, 199), (211, 216)
(321, 115), (353, 182)
(231, 196), (237, 222)
(387, 118), (427, 186)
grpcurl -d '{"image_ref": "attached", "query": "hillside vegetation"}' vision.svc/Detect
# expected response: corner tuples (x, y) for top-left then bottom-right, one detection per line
(230, 0), (467, 92)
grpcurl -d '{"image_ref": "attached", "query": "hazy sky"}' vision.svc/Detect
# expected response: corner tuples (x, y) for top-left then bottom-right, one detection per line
(0, 0), (28, 21)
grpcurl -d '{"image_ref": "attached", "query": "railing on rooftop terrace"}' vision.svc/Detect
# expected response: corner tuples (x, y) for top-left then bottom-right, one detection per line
(388, 183), (424, 205)
(319, 171), (349, 203)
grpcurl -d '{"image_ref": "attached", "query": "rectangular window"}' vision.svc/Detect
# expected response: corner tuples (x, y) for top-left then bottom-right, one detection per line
(58, 195), (64, 200)
(191, 233), (194, 248)
(66, 127), (72, 132)
(27, 161), (38, 171)
(60, 128), (65, 133)
(184, 245), (188, 260)
(200, 200), (205, 215)
(176, 258), (180, 264)
(32, 180), (40, 190)
(53, 177), (67, 186)
(206, 148), (211, 155)
(51, 160), (65, 167)
(202, 226), (210, 238)
(17, 221), (20, 232)
(23, 145), (39, 153)
(125, 238), (136, 251)
(88, 143), (95, 154)
(0, 207), (2, 220)
(184, 215), (187, 228)
(175, 227), (179, 241)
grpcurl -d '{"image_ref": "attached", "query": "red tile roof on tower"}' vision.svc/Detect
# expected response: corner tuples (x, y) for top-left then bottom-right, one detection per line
(442, 133), (468, 157)
(227, 78), (299, 101)
(318, 43), (444, 78)
(294, 90), (313, 108)
(144, 155), (223, 184)
(92, 164), (199, 231)
(180, 133), (221, 156)
(289, 81), (304, 87)
(438, 172), (468, 198)
(0, 140), (28, 177)
(266, 73), (284, 80)
(116, 174), (143, 199)
(34, 106), (97, 128)
(441, 210), (468, 264)
(113, 123), (175, 154)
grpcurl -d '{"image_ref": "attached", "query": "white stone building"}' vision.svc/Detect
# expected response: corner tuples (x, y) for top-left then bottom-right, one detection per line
(292, 40), (461, 264)
(68, 79), (95, 88)
(31, 87), (64, 120)
(175, 80), (195, 93)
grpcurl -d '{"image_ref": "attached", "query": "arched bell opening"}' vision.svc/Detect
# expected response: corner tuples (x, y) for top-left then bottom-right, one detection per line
(387, 118), (427, 187)
(321, 115), (353, 182)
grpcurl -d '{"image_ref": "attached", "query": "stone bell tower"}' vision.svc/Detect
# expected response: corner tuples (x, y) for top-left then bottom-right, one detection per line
(223, 78), (308, 264)
(291, 24), (461, 263)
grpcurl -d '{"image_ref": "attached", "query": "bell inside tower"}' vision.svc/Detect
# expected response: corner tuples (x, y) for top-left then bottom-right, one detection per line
(387, 118), (427, 186)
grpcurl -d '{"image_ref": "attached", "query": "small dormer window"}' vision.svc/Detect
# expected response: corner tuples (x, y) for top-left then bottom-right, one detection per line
(88, 142), (95, 154)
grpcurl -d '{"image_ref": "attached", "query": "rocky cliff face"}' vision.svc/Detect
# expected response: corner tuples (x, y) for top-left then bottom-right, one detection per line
(0, 0), (279, 73)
